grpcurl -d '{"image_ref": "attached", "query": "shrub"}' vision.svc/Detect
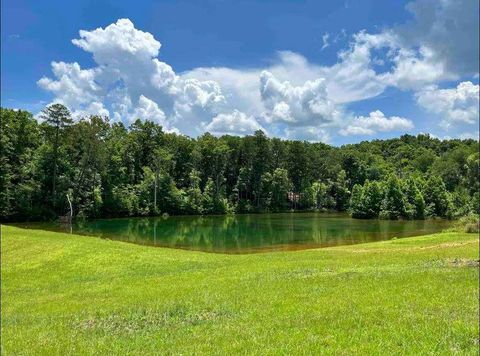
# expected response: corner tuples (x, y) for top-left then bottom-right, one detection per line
(448, 214), (480, 233)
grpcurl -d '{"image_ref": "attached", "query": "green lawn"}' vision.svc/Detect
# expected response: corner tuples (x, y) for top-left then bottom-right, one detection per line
(1, 225), (479, 355)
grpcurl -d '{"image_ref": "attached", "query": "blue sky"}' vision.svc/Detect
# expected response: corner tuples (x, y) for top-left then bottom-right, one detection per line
(2, 0), (479, 145)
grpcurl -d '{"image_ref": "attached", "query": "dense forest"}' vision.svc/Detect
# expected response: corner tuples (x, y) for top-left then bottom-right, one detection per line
(1, 104), (479, 222)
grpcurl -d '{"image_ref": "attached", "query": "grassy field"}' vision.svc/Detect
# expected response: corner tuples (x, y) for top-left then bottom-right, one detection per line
(1, 225), (479, 355)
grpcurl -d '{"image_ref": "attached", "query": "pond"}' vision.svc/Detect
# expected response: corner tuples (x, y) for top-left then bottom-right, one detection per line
(11, 212), (453, 254)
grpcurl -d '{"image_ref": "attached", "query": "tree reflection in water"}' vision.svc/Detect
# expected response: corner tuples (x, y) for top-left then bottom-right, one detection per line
(14, 213), (452, 253)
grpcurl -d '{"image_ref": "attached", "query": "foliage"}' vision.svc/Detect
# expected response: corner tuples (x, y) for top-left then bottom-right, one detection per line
(311, 181), (328, 210)
(379, 175), (406, 220)
(269, 168), (292, 211)
(349, 184), (364, 218)
(362, 180), (383, 218)
(447, 214), (480, 233)
(1, 106), (478, 221)
(422, 175), (452, 218)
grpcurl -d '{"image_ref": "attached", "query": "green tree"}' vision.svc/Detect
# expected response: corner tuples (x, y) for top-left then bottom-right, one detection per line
(349, 184), (365, 218)
(185, 169), (204, 214)
(259, 172), (273, 210)
(471, 192), (480, 215)
(2, 106), (479, 222)
(128, 119), (164, 184)
(380, 175), (406, 219)
(155, 173), (184, 214)
(152, 147), (174, 214)
(111, 184), (139, 216)
(422, 175), (451, 218)
(270, 168), (291, 211)
(311, 181), (328, 210)
(362, 180), (383, 218)
(69, 116), (108, 217)
(449, 187), (472, 218)
(251, 130), (272, 207)
(0, 109), (15, 217)
(465, 152), (479, 195)
(40, 104), (72, 209)
(286, 140), (312, 193)
(203, 177), (230, 214)
(329, 170), (350, 211)
(299, 185), (316, 210)
(235, 167), (252, 212)
(402, 178), (425, 219)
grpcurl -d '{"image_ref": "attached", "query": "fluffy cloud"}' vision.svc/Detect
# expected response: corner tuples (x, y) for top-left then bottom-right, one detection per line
(260, 70), (342, 126)
(315, 0), (478, 108)
(133, 95), (166, 124)
(204, 110), (264, 136)
(73, 101), (110, 120)
(180, 79), (225, 109)
(37, 0), (478, 141)
(380, 46), (452, 90)
(415, 81), (479, 128)
(340, 110), (414, 136)
(398, 0), (479, 77)
(151, 59), (177, 92)
(332, 30), (453, 93)
(38, 19), (224, 134)
(284, 126), (331, 143)
(326, 31), (392, 102)
(37, 62), (101, 108)
(183, 52), (324, 118)
(71, 18), (161, 63)
(184, 0), (478, 123)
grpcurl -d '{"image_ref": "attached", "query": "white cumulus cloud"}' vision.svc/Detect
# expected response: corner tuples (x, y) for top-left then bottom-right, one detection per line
(204, 110), (264, 136)
(38, 19), (224, 134)
(415, 81), (479, 128)
(132, 95), (166, 124)
(72, 18), (161, 63)
(284, 126), (331, 143)
(260, 70), (343, 127)
(37, 62), (101, 108)
(340, 110), (414, 136)
(37, 0), (479, 141)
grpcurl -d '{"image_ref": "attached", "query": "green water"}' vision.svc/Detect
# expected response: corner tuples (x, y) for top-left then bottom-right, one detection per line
(11, 212), (453, 254)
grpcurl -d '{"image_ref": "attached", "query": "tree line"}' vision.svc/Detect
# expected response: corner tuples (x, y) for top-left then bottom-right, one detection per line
(1, 104), (478, 222)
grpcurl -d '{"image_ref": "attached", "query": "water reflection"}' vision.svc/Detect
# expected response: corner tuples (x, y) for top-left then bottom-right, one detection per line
(12, 213), (452, 254)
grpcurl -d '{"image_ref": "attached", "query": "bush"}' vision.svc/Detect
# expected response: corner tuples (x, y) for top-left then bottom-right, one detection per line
(448, 214), (480, 233)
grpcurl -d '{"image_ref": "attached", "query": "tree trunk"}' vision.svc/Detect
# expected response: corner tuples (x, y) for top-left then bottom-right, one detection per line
(66, 193), (73, 221)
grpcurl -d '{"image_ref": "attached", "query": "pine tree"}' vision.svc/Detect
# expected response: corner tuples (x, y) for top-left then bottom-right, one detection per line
(186, 169), (203, 214)
(40, 104), (72, 209)
(380, 175), (406, 219)
(363, 180), (383, 218)
(403, 178), (425, 219)
(423, 175), (451, 218)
